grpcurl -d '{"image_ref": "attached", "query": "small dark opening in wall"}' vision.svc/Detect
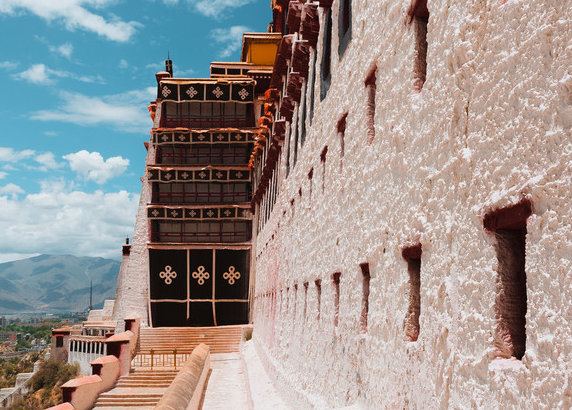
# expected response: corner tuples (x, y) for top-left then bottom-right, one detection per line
(308, 168), (314, 200)
(320, 9), (333, 100)
(359, 263), (371, 333)
(303, 282), (309, 323)
(408, 0), (429, 92)
(402, 244), (422, 342)
(338, 0), (352, 57)
(337, 113), (348, 170)
(293, 283), (298, 321)
(315, 279), (322, 320)
(333, 272), (341, 327)
(320, 146), (328, 193)
(485, 199), (531, 360)
(364, 67), (377, 145)
(56, 336), (63, 348)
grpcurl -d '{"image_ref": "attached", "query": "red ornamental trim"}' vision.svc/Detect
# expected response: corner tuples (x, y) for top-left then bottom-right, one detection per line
(484, 199), (532, 232)
(402, 244), (422, 260)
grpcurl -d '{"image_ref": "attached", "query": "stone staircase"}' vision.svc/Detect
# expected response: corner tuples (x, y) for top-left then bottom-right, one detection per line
(138, 325), (244, 354)
(92, 325), (246, 409)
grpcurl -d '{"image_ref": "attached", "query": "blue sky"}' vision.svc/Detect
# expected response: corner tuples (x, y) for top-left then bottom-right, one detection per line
(0, 0), (269, 263)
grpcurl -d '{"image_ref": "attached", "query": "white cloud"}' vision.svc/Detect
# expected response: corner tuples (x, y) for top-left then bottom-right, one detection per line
(191, 0), (255, 18)
(64, 150), (129, 184)
(35, 152), (62, 170)
(31, 87), (156, 133)
(211, 25), (251, 58)
(0, 171), (7, 179)
(0, 148), (36, 162)
(49, 43), (73, 58)
(15, 63), (105, 85)
(119, 59), (129, 69)
(0, 0), (141, 42)
(43, 131), (58, 137)
(0, 180), (139, 260)
(0, 183), (24, 196)
(0, 61), (18, 70)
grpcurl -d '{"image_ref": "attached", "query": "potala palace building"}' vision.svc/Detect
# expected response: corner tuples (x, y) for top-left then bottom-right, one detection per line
(53, 1), (572, 409)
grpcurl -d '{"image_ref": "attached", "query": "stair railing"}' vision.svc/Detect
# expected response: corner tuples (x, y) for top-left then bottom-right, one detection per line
(132, 348), (190, 369)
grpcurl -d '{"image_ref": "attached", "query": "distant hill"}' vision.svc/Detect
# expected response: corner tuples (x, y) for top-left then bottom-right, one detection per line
(0, 255), (120, 314)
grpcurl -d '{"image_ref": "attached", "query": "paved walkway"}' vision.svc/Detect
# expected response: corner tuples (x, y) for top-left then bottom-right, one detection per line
(201, 353), (250, 410)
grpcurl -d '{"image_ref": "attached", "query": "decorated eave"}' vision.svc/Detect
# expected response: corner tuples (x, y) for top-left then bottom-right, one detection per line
(158, 78), (255, 103)
(286, 1), (303, 33)
(152, 128), (257, 145)
(147, 204), (252, 221)
(270, 34), (294, 90)
(146, 166), (250, 183)
(318, 0), (333, 7)
(210, 62), (271, 78)
(300, 3), (320, 48)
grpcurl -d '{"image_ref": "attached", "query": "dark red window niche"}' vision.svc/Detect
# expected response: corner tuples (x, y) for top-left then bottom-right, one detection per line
(402, 244), (422, 342)
(484, 199), (531, 360)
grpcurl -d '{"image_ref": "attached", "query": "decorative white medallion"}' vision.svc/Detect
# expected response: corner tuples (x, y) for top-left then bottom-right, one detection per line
(192, 266), (210, 285)
(223, 266), (241, 285)
(178, 134), (186, 141)
(206, 210), (214, 217)
(161, 135), (169, 141)
(235, 171), (243, 179)
(170, 210), (179, 217)
(242, 209), (250, 217)
(181, 172), (189, 179)
(199, 171), (207, 179)
(160, 266), (177, 285)
(216, 171), (223, 179)
(212, 86), (224, 98)
(189, 210), (197, 217)
(216, 134), (225, 141)
(197, 134), (206, 141)
(238, 88), (249, 100)
(161, 86), (171, 98)
(151, 209), (160, 217)
(164, 172), (172, 180)
(186, 86), (198, 98)
(235, 134), (243, 140)
(224, 209), (232, 217)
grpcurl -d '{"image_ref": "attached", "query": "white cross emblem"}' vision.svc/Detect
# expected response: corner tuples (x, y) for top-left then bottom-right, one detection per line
(223, 266), (241, 285)
(216, 172), (223, 179)
(236, 171), (243, 179)
(216, 134), (225, 141)
(238, 88), (249, 100)
(242, 209), (250, 217)
(186, 86), (198, 98)
(199, 171), (207, 179)
(224, 209), (232, 217)
(171, 210), (178, 217)
(146, 171), (154, 179)
(161, 135), (169, 141)
(181, 172), (189, 179)
(189, 210), (197, 217)
(192, 266), (210, 285)
(206, 210), (214, 217)
(151, 209), (160, 217)
(212, 86), (224, 98)
(178, 134), (185, 141)
(164, 173), (172, 180)
(235, 134), (243, 140)
(161, 86), (171, 98)
(160, 266), (177, 285)
(197, 134), (206, 141)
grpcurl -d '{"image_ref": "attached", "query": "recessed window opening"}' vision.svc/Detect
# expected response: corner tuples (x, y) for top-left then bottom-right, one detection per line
(364, 67), (377, 145)
(338, 0), (352, 57)
(286, 287), (290, 311)
(484, 200), (531, 360)
(332, 272), (341, 327)
(402, 245), (422, 342)
(315, 279), (322, 321)
(308, 168), (314, 200)
(408, 0), (429, 92)
(337, 113), (347, 170)
(320, 146), (328, 193)
(359, 263), (370, 333)
(290, 198), (295, 219)
(320, 9), (333, 100)
(309, 51), (317, 125)
(293, 283), (298, 321)
(303, 282), (309, 323)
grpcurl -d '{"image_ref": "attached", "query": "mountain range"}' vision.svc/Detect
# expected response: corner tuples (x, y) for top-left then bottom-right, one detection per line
(0, 254), (120, 314)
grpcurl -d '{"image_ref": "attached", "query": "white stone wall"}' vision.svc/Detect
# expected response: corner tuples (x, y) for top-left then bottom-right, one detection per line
(112, 165), (152, 329)
(252, 1), (572, 409)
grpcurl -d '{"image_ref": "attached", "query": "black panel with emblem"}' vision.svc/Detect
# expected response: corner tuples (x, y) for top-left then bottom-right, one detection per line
(189, 249), (213, 299)
(149, 249), (187, 300)
(215, 249), (249, 300)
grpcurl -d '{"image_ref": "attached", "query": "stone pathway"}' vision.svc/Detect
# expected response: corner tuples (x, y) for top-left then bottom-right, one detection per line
(201, 353), (250, 410)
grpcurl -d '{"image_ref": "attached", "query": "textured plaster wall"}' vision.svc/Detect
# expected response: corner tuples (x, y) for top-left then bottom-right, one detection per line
(252, 1), (572, 409)
(112, 159), (153, 329)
